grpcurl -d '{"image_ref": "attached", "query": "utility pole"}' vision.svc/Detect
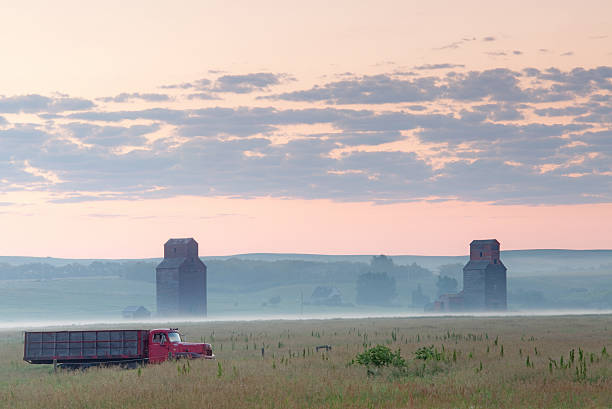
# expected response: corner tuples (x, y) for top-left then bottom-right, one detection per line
(300, 291), (303, 315)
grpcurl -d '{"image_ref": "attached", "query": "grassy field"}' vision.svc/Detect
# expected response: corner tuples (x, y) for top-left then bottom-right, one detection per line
(0, 315), (611, 408)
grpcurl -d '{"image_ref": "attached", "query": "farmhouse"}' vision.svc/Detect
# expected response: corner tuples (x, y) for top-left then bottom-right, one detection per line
(310, 286), (343, 306)
(121, 305), (151, 319)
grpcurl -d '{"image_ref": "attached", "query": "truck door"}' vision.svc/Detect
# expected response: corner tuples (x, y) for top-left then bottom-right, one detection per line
(149, 331), (170, 363)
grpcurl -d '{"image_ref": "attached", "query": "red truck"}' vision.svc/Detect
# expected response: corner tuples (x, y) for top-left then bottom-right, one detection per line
(23, 328), (214, 368)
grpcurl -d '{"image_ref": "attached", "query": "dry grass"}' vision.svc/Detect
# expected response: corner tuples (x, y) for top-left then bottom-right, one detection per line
(0, 315), (611, 408)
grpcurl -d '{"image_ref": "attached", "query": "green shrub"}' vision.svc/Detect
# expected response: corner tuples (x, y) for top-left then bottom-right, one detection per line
(414, 345), (442, 361)
(355, 345), (405, 368)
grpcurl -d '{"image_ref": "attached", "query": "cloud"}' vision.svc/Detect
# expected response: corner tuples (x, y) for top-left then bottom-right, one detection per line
(485, 51), (507, 57)
(0, 126), (51, 158)
(187, 92), (220, 100)
(0, 68), (610, 206)
(175, 107), (356, 138)
(66, 122), (159, 147)
(433, 37), (476, 50)
(266, 74), (442, 104)
(535, 106), (589, 117)
(19, 104), (603, 204)
(413, 63), (465, 70)
(561, 51), (575, 57)
(212, 73), (287, 93)
(160, 79), (211, 90)
(0, 95), (95, 113)
(68, 108), (187, 123)
(161, 74), (290, 95)
(193, 79), (213, 90)
(482, 36), (496, 42)
(434, 159), (612, 205)
(444, 69), (525, 101)
(523, 67), (540, 76)
(534, 67), (612, 95)
(326, 130), (405, 146)
(269, 67), (612, 105)
(99, 93), (171, 103)
(472, 103), (525, 121)
(160, 82), (195, 89)
(407, 105), (427, 111)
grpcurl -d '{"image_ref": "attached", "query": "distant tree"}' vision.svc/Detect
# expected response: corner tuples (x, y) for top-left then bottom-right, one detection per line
(438, 263), (463, 284)
(411, 284), (430, 307)
(370, 255), (394, 273)
(508, 289), (546, 308)
(405, 262), (433, 280)
(356, 272), (397, 306)
(120, 261), (157, 283)
(436, 275), (458, 297)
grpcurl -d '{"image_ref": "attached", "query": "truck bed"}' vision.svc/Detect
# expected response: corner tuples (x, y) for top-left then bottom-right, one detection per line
(24, 330), (148, 364)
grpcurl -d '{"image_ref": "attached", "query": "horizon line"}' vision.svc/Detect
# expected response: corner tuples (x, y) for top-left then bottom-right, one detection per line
(2, 247), (612, 262)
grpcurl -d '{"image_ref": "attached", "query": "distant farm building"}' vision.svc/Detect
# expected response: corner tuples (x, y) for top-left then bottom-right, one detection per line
(122, 306), (151, 319)
(309, 286), (342, 306)
(432, 293), (464, 312)
(430, 239), (507, 312)
(156, 238), (207, 317)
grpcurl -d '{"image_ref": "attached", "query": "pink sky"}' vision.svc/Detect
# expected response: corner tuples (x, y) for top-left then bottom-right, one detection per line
(1, 195), (611, 258)
(0, 1), (611, 258)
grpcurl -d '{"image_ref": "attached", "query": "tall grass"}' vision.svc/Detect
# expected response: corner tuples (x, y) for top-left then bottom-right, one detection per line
(0, 315), (610, 408)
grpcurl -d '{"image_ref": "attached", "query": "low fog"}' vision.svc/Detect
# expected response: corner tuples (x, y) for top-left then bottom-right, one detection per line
(4, 310), (612, 332)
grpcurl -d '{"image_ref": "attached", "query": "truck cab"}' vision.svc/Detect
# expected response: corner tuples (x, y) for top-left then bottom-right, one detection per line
(148, 328), (214, 363)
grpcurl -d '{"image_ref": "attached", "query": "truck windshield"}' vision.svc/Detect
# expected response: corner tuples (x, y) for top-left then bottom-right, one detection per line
(167, 332), (182, 343)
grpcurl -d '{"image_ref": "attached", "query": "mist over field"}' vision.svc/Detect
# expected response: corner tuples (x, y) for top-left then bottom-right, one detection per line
(4, 310), (612, 332)
(2, 249), (611, 327)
